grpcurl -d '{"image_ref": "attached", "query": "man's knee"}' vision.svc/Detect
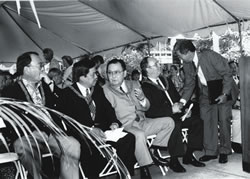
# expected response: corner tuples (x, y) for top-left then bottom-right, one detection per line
(63, 137), (81, 159)
(133, 130), (146, 141)
(160, 117), (175, 130)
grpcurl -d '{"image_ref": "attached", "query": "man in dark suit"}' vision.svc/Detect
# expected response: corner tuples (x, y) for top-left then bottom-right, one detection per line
(2, 51), (81, 179)
(174, 40), (234, 164)
(57, 58), (136, 178)
(140, 57), (205, 173)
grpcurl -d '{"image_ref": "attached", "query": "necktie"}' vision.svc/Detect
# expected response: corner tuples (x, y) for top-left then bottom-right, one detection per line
(193, 61), (207, 86)
(120, 86), (126, 94)
(86, 88), (96, 120)
(191, 62), (200, 96)
(156, 79), (173, 105)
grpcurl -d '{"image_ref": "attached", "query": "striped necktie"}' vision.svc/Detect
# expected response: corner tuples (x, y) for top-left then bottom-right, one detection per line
(86, 88), (96, 120)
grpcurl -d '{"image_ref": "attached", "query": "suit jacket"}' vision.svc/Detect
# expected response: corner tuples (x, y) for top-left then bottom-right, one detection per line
(141, 76), (182, 119)
(182, 50), (233, 101)
(2, 79), (55, 137)
(57, 83), (121, 131)
(103, 80), (150, 126)
(2, 79), (55, 108)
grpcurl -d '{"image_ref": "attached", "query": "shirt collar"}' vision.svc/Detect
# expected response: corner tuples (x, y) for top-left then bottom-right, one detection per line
(120, 81), (128, 93)
(22, 78), (40, 89)
(76, 82), (88, 97)
(193, 51), (198, 67)
(148, 77), (159, 85)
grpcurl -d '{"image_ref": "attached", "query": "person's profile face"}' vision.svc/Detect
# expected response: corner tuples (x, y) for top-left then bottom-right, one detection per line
(176, 51), (193, 63)
(26, 54), (43, 82)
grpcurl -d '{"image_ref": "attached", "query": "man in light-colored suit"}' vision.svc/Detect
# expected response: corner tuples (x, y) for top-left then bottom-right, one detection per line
(103, 59), (174, 179)
(174, 40), (233, 164)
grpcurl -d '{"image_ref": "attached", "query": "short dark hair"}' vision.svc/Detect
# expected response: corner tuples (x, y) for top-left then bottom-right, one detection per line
(106, 58), (126, 72)
(48, 68), (62, 80)
(228, 61), (238, 67)
(16, 51), (39, 76)
(92, 55), (104, 65)
(62, 55), (73, 66)
(174, 40), (196, 55)
(170, 65), (178, 71)
(43, 48), (54, 62)
(131, 69), (140, 76)
(72, 55), (95, 82)
(140, 56), (150, 77)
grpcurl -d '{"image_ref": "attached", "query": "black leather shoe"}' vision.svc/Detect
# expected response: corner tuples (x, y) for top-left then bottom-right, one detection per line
(199, 155), (217, 162)
(232, 142), (242, 154)
(140, 166), (152, 179)
(219, 154), (228, 164)
(150, 149), (169, 166)
(169, 158), (186, 173)
(183, 155), (206, 167)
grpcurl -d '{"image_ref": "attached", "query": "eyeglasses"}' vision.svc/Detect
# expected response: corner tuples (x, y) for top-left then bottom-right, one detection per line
(28, 63), (44, 70)
(107, 70), (124, 76)
(147, 62), (160, 69)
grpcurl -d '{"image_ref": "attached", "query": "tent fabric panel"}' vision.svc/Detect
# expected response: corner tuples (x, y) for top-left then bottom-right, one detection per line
(0, 7), (41, 64)
(83, 0), (236, 37)
(217, 0), (250, 19)
(5, 1), (144, 53)
(7, 9), (88, 60)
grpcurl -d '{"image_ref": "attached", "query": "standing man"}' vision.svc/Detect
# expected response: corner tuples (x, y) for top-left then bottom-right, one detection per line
(174, 40), (233, 164)
(140, 57), (205, 173)
(43, 48), (63, 73)
(103, 59), (174, 179)
(57, 57), (136, 178)
(2, 51), (81, 179)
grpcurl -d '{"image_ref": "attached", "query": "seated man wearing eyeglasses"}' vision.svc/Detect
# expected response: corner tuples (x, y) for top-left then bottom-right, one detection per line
(103, 58), (175, 179)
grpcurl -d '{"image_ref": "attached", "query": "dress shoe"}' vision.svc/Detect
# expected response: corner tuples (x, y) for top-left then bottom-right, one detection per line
(150, 149), (169, 166)
(169, 158), (186, 173)
(199, 155), (217, 162)
(232, 142), (242, 154)
(219, 154), (228, 164)
(140, 166), (152, 179)
(183, 155), (206, 167)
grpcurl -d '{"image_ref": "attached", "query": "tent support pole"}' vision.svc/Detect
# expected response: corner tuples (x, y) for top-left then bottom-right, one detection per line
(147, 39), (151, 56)
(91, 36), (163, 55)
(213, 0), (243, 55)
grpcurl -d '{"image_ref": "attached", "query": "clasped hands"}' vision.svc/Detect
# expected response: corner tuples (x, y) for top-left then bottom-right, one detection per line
(172, 102), (192, 117)
(91, 122), (119, 140)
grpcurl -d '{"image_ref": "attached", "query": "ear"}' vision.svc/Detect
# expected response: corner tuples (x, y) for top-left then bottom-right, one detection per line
(124, 70), (127, 78)
(23, 66), (29, 75)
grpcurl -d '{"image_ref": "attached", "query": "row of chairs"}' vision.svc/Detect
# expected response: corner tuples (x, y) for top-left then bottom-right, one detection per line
(0, 128), (189, 178)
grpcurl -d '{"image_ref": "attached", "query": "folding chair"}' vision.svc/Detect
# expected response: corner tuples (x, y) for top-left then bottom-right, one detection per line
(0, 152), (27, 179)
(182, 128), (189, 143)
(0, 132), (27, 179)
(98, 144), (119, 177)
(61, 120), (121, 178)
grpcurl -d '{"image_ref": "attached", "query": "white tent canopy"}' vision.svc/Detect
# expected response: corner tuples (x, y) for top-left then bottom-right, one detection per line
(1, 0), (250, 64)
